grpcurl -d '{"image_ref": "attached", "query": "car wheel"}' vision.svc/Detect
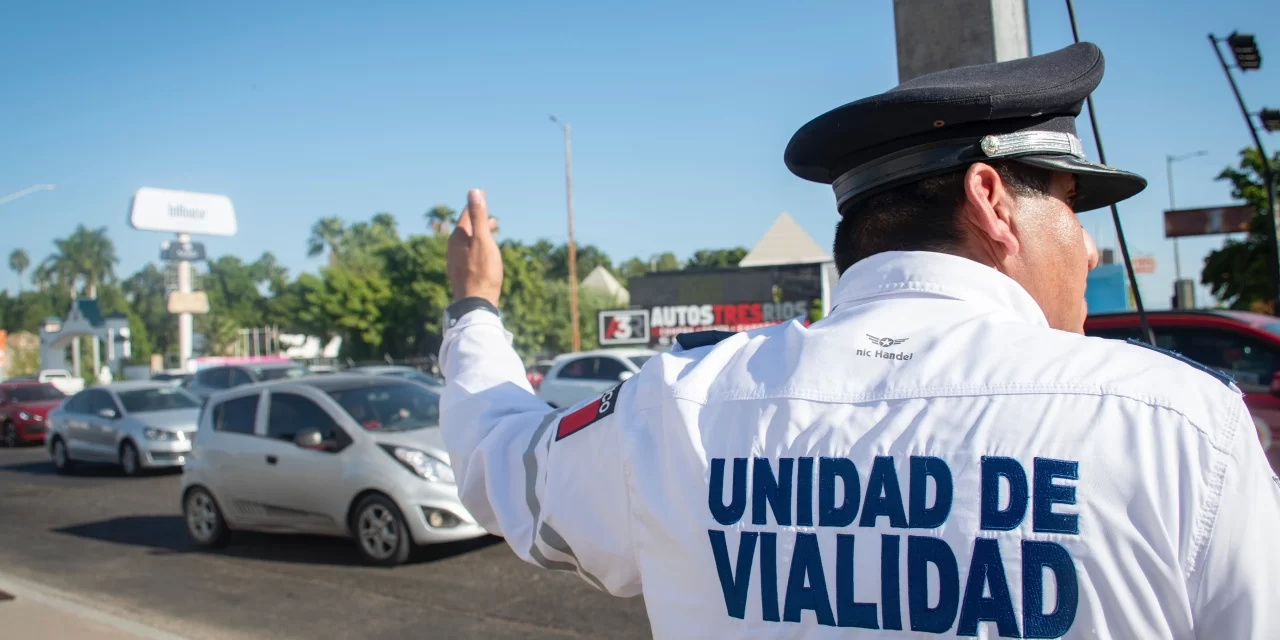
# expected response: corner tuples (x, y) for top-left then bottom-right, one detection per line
(50, 437), (74, 473)
(352, 494), (413, 567)
(184, 487), (231, 548)
(2, 422), (16, 448)
(119, 441), (142, 477)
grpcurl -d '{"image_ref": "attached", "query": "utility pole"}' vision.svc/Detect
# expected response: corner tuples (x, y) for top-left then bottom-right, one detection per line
(1210, 32), (1280, 313)
(1166, 150), (1207, 308)
(551, 115), (581, 352)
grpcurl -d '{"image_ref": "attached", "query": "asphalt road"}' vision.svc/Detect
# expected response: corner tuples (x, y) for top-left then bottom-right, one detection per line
(0, 446), (651, 639)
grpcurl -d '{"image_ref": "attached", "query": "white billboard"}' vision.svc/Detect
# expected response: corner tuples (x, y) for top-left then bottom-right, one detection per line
(598, 309), (650, 346)
(129, 187), (237, 236)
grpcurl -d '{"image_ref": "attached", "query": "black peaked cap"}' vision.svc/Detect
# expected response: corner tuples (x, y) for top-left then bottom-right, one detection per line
(784, 42), (1147, 213)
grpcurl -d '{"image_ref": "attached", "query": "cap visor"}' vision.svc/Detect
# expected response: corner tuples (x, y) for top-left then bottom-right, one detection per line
(1013, 155), (1148, 212)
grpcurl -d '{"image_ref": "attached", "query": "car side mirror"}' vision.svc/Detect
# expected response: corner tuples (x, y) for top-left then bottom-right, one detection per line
(618, 371), (634, 382)
(97, 408), (118, 419)
(294, 428), (324, 449)
(1271, 371), (1280, 397)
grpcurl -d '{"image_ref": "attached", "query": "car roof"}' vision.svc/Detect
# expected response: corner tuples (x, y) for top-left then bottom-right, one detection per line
(1086, 309), (1277, 325)
(250, 373), (432, 393)
(0, 381), (48, 388)
(553, 348), (658, 361)
(348, 365), (411, 373)
(98, 380), (178, 392)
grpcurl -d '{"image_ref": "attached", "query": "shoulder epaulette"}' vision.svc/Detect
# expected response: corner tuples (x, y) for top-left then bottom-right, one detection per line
(1124, 338), (1239, 390)
(675, 330), (737, 352)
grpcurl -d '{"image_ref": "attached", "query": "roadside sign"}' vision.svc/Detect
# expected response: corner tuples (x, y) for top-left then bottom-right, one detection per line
(130, 187), (237, 237)
(598, 309), (650, 346)
(1163, 205), (1254, 238)
(1131, 255), (1156, 274)
(167, 291), (210, 315)
(160, 241), (207, 262)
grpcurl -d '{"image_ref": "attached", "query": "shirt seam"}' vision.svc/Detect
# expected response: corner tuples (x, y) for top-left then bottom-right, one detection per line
(671, 383), (1231, 443)
(1183, 398), (1242, 607)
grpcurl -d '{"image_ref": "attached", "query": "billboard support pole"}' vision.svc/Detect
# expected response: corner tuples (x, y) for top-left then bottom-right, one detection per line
(177, 233), (193, 371)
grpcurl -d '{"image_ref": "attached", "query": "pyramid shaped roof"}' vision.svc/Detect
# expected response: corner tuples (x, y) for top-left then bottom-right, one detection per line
(738, 212), (832, 267)
(580, 265), (630, 306)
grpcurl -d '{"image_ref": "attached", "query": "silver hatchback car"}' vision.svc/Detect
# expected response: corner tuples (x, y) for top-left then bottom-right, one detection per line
(180, 374), (487, 566)
(46, 381), (203, 476)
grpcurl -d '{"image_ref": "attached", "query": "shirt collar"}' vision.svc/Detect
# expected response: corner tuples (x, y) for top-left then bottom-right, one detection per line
(829, 251), (1049, 327)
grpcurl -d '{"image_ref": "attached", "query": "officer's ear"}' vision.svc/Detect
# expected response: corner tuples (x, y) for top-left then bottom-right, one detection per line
(959, 162), (1021, 260)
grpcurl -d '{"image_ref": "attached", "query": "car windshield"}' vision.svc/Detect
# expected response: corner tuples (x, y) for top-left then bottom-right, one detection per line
(256, 366), (309, 381)
(327, 382), (439, 432)
(1259, 322), (1280, 338)
(387, 370), (442, 386)
(117, 387), (202, 413)
(628, 355), (652, 369)
(8, 385), (66, 402)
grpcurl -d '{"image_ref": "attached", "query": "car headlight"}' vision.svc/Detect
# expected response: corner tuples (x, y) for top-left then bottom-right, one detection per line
(18, 411), (31, 421)
(144, 427), (176, 441)
(379, 445), (455, 483)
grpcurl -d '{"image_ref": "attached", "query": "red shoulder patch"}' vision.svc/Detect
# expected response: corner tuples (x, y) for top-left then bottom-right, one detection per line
(555, 384), (622, 441)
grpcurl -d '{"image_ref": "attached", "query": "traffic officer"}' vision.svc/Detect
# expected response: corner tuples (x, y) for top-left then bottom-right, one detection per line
(439, 42), (1280, 638)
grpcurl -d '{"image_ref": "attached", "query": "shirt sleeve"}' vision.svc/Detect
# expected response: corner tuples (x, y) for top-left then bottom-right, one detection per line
(1190, 404), (1280, 638)
(438, 310), (642, 596)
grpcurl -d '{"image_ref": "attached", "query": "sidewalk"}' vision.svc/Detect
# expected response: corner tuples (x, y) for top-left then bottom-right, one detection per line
(0, 572), (188, 640)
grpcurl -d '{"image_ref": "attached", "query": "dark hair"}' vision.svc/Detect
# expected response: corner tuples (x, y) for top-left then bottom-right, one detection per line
(832, 161), (1055, 274)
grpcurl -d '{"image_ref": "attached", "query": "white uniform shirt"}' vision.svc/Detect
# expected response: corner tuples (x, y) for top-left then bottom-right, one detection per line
(440, 251), (1280, 639)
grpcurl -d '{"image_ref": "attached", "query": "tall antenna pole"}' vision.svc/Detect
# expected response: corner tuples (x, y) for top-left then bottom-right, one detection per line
(1065, 0), (1155, 345)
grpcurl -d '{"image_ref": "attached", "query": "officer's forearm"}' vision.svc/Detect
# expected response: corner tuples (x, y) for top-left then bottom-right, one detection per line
(437, 309), (552, 536)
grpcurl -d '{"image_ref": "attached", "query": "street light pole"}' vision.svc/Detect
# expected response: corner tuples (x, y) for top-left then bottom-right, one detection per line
(1166, 150), (1208, 282)
(1210, 33), (1280, 313)
(550, 115), (581, 352)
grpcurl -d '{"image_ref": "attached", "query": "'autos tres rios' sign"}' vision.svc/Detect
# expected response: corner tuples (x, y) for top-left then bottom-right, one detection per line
(129, 187), (238, 237)
(601, 301), (818, 347)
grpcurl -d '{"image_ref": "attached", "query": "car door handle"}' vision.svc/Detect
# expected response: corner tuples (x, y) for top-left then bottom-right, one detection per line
(266, 455), (278, 465)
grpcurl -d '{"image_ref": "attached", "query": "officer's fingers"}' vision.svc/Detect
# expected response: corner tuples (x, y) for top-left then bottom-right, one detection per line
(467, 189), (493, 240)
(455, 205), (474, 237)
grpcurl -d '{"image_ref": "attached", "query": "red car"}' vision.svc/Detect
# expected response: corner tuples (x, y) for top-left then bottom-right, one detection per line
(1084, 310), (1280, 472)
(0, 382), (67, 447)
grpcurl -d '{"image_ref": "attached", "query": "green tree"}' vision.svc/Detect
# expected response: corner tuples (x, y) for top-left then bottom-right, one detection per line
(544, 281), (625, 354)
(531, 241), (615, 282)
(40, 225), (118, 298)
(379, 234), (451, 358)
(202, 256), (267, 331)
(297, 265), (392, 359)
(307, 217), (345, 267)
(122, 264), (175, 355)
(685, 247), (747, 270)
(8, 249), (29, 291)
(1200, 147), (1280, 312)
(498, 240), (552, 360)
(425, 205), (457, 235)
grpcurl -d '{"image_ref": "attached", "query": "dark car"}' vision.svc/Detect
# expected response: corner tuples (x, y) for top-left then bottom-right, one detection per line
(0, 382), (67, 447)
(182, 362), (310, 400)
(1084, 310), (1280, 472)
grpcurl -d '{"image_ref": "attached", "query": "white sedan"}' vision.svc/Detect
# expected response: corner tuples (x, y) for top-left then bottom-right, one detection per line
(536, 348), (657, 408)
(180, 374), (486, 566)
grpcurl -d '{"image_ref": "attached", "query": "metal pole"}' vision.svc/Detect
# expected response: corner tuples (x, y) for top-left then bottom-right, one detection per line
(1166, 156), (1182, 282)
(553, 117), (581, 352)
(1210, 33), (1280, 314)
(1065, 0), (1154, 345)
(177, 232), (193, 370)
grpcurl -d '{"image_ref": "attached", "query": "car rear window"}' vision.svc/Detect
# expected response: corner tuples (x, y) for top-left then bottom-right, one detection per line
(7, 385), (66, 402)
(118, 387), (202, 413)
(255, 367), (309, 381)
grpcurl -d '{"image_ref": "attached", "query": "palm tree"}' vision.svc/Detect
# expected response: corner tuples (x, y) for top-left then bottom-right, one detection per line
(371, 212), (399, 239)
(307, 217), (345, 267)
(43, 225), (117, 298)
(8, 249), (29, 291)
(425, 205), (457, 235)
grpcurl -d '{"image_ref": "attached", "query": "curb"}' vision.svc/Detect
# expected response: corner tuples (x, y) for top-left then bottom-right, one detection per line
(0, 571), (190, 640)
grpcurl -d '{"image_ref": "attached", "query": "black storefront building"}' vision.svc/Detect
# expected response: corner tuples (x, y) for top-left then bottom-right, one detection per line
(598, 213), (838, 349)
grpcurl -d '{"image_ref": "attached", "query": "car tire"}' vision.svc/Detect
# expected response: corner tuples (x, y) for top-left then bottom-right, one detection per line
(119, 441), (142, 477)
(2, 422), (16, 448)
(50, 437), (74, 473)
(184, 487), (231, 548)
(352, 494), (414, 567)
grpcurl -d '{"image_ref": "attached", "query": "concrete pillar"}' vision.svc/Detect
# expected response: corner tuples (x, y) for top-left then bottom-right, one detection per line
(893, 0), (1031, 83)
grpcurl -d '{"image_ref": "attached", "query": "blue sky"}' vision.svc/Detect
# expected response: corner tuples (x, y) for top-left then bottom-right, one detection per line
(1, 0), (1277, 310)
